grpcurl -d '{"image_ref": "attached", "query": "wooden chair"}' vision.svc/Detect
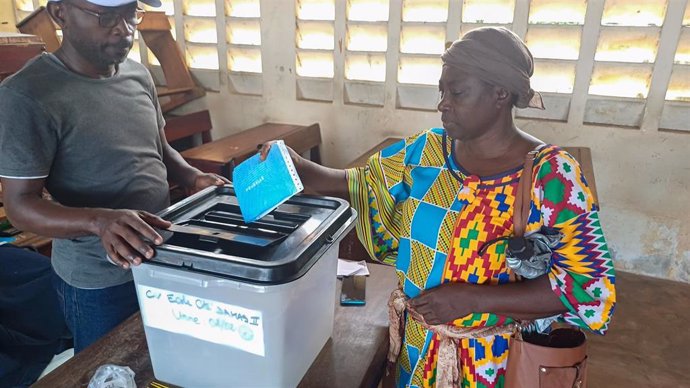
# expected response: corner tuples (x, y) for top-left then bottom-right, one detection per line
(15, 7), (60, 53)
(137, 12), (205, 113)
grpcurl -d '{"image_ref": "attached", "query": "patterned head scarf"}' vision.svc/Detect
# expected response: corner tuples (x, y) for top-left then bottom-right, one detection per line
(441, 27), (545, 110)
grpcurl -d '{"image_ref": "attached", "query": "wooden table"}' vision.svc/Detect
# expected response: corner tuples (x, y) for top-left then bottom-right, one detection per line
(181, 122), (322, 179)
(33, 263), (398, 388)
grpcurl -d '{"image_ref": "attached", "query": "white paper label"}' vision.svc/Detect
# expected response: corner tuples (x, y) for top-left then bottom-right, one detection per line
(137, 285), (265, 356)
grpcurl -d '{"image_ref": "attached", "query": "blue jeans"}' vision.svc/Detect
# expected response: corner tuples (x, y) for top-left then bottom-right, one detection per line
(53, 273), (139, 353)
(0, 245), (71, 387)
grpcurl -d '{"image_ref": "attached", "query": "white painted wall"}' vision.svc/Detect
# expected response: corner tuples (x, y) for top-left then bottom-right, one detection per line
(0, 0), (15, 32)
(4, 0), (689, 282)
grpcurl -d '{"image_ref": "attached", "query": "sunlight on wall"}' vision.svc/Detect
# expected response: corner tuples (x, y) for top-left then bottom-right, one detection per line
(227, 47), (261, 73)
(186, 44), (219, 70)
(347, 24), (388, 52)
(183, 0), (216, 17)
(296, 22), (334, 50)
(665, 66), (690, 101)
(462, 0), (515, 24)
(674, 28), (690, 64)
(398, 56), (442, 85)
(347, 0), (389, 22)
(401, 0), (448, 22)
(601, 0), (667, 27)
(345, 53), (386, 82)
(595, 27), (660, 63)
(184, 18), (218, 44)
(226, 19), (261, 45)
(296, 0), (334, 20)
(296, 51), (334, 78)
(529, 0), (586, 25)
(531, 61), (577, 93)
(589, 63), (652, 98)
(526, 26), (581, 60)
(226, 0), (260, 18)
(400, 25), (445, 55)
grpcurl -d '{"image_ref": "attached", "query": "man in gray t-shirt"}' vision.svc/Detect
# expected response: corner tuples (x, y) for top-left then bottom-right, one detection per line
(0, 0), (228, 353)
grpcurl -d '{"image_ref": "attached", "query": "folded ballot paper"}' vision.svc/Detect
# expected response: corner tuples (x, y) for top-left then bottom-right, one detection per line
(337, 259), (370, 277)
(232, 140), (304, 223)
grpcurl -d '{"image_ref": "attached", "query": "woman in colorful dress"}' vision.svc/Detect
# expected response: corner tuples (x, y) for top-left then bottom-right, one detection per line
(260, 27), (615, 388)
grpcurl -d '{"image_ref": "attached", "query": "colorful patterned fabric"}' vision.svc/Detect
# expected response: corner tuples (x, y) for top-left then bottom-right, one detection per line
(346, 128), (616, 388)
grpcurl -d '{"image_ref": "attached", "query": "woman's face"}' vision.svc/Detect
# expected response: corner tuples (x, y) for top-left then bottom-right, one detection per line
(437, 65), (498, 141)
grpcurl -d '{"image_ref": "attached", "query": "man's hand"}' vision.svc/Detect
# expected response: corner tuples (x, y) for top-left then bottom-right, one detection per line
(95, 209), (172, 269)
(191, 172), (229, 194)
(406, 282), (477, 326)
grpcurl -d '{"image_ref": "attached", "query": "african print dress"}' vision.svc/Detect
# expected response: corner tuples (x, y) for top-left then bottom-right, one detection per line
(346, 128), (616, 388)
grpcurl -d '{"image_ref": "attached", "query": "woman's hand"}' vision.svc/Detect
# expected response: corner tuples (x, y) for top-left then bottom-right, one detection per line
(407, 282), (477, 326)
(257, 141), (349, 198)
(257, 141), (302, 166)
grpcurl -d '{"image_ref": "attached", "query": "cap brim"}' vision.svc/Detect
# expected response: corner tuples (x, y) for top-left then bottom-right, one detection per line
(139, 0), (161, 7)
(49, 0), (162, 7)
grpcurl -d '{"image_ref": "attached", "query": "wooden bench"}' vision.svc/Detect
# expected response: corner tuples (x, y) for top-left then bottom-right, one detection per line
(181, 122), (322, 178)
(339, 137), (600, 262)
(164, 109), (213, 147)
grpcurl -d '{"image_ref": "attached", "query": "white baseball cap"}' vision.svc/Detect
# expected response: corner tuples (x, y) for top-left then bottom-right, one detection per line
(48, 0), (162, 7)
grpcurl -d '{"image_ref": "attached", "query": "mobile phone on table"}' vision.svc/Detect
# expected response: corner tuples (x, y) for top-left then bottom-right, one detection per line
(340, 275), (366, 306)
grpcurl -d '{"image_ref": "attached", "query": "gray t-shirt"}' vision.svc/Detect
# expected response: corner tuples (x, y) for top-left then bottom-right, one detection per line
(0, 54), (170, 288)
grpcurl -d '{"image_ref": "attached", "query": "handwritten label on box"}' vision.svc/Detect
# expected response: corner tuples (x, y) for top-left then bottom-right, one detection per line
(137, 285), (265, 356)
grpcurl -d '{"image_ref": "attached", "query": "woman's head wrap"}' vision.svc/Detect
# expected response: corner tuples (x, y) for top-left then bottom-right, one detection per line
(441, 27), (545, 109)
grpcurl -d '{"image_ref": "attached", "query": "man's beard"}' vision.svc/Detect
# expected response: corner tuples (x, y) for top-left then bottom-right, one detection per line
(73, 36), (133, 68)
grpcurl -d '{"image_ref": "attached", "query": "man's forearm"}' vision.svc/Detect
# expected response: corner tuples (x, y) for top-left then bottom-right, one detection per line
(163, 146), (202, 188)
(5, 195), (103, 239)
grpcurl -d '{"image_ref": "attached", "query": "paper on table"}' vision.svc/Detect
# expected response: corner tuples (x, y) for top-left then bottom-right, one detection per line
(337, 259), (370, 277)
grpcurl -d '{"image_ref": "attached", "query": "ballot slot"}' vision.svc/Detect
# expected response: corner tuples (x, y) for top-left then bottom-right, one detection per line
(162, 202), (310, 259)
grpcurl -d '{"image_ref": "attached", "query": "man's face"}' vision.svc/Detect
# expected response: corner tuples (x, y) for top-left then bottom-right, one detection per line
(61, 0), (137, 67)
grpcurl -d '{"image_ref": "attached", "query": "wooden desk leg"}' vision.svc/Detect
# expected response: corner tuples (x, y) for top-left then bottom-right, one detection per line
(310, 146), (321, 165)
(221, 160), (235, 180)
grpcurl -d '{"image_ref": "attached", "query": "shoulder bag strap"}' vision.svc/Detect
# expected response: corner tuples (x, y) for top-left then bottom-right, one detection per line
(513, 149), (540, 238)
